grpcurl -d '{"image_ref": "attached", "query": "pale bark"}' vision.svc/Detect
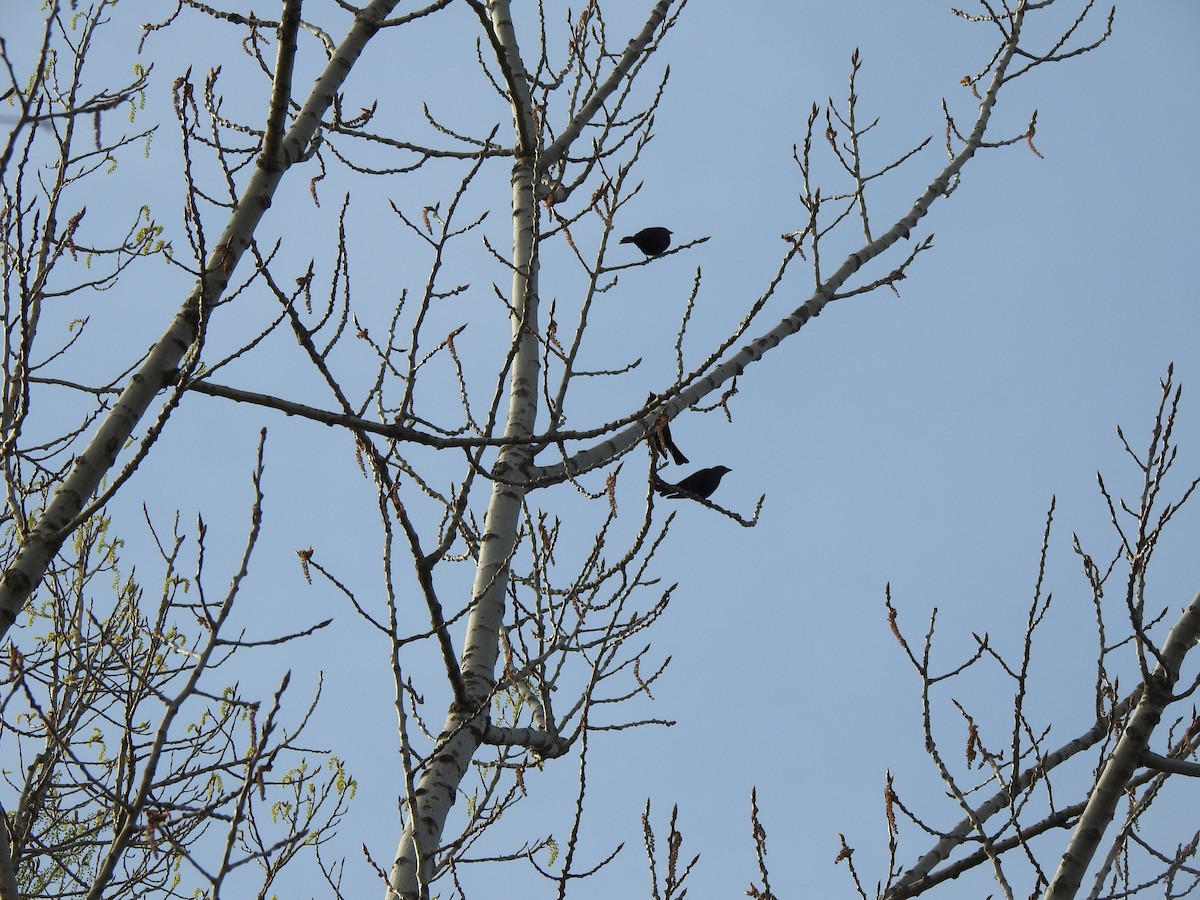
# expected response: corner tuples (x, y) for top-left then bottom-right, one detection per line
(1044, 589), (1200, 899)
(383, 3), (677, 896)
(0, 0), (404, 640)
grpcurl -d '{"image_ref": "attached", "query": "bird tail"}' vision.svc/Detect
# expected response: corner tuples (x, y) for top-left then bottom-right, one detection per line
(652, 475), (681, 498)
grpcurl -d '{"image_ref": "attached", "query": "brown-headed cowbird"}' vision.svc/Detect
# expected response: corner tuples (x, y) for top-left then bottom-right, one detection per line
(654, 465), (731, 500)
(648, 393), (688, 465)
(620, 227), (672, 257)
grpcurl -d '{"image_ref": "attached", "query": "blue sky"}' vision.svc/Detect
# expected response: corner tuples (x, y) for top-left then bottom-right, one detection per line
(6, 2), (1200, 897)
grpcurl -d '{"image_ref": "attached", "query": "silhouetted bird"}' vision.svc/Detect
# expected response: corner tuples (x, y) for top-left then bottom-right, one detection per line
(654, 465), (731, 500)
(648, 393), (688, 465)
(620, 227), (672, 257)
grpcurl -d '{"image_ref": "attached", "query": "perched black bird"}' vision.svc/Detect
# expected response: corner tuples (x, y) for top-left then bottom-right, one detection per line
(655, 465), (731, 500)
(648, 393), (688, 465)
(620, 226), (672, 257)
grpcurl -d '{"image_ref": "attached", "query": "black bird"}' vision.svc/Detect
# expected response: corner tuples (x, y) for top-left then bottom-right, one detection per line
(654, 465), (731, 500)
(620, 226), (672, 257)
(648, 393), (688, 465)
